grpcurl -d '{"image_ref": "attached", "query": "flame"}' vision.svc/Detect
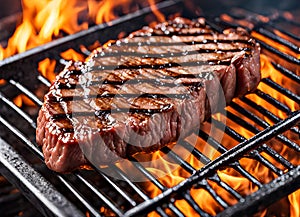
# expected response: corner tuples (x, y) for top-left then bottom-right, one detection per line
(0, 0), (141, 60)
(60, 49), (85, 61)
(13, 95), (23, 107)
(38, 58), (57, 82)
(89, 0), (133, 24)
(289, 189), (300, 217)
(251, 31), (300, 59)
(1, 0), (140, 107)
(148, 0), (166, 23)
(0, 0), (89, 60)
(246, 54), (299, 121)
(273, 29), (300, 48)
(1, 0), (299, 215)
(13, 94), (35, 107)
(144, 51), (299, 216)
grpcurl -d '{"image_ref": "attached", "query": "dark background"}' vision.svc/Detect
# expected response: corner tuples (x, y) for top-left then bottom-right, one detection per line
(0, 0), (21, 18)
(0, 0), (299, 19)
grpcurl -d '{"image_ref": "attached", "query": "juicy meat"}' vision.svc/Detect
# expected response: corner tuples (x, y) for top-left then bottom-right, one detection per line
(36, 17), (261, 173)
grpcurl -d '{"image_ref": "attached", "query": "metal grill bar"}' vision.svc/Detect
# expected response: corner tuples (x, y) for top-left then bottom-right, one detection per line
(208, 174), (243, 201)
(249, 150), (283, 176)
(203, 116), (286, 182)
(0, 136), (84, 217)
(200, 125), (268, 188)
(254, 27), (300, 53)
(261, 78), (300, 103)
(241, 97), (300, 138)
(127, 158), (187, 216)
(8, 79), (43, 106)
(0, 92), (36, 128)
(180, 140), (211, 164)
(37, 75), (52, 87)
(0, 3), (299, 216)
(252, 90), (291, 116)
(229, 101), (299, 151)
(268, 22), (300, 41)
(225, 111), (297, 175)
(161, 146), (196, 174)
(198, 131), (226, 153)
(182, 191), (211, 217)
(130, 148), (213, 217)
(124, 112), (300, 216)
(74, 174), (123, 216)
(97, 172), (137, 207)
(217, 165), (300, 217)
(197, 179), (229, 209)
(259, 144), (294, 170)
(181, 133), (245, 202)
(0, 114), (103, 216)
(1, 87), (156, 216)
(272, 62), (300, 82)
(110, 165), (178, 217)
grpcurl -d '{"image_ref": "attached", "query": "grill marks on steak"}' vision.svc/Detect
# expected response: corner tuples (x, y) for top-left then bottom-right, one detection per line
(36, 17), (261, 172)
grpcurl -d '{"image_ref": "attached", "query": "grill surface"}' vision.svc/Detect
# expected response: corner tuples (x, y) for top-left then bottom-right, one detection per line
(0, 1), (299, 216)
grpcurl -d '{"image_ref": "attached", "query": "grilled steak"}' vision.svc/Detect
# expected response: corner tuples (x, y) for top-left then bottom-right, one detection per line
(36, 17), (261, 173)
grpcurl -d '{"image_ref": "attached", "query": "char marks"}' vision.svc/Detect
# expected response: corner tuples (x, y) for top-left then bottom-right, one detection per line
(49, 17), (255, 137)
(36, 16), (261, 172)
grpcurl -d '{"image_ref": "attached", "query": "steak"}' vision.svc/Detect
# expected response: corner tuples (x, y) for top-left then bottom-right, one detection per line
(36, 17), (261, 173)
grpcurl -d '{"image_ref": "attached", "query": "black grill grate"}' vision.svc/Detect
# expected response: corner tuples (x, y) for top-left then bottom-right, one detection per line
(0, 2), (300, 217)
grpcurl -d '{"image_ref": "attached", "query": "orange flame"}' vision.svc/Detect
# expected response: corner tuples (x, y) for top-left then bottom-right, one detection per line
(38, 58), (57, 82)
(13, 94), (35, 107)
(0, 79), (6, 85)
(1, 0), (299, 215)
(13, 95), (23, 107)
(89, 0), (132, 24)
(144, 51), (299, 216)
(0, 0), (142, 61)
(246, 54), (299, 120)
(251, 31), (300, 59)
(0, 0), (88, 60)
(289, 189), (300, 217)
(60, 49), (85, 61)
(148, 0), (166, 23)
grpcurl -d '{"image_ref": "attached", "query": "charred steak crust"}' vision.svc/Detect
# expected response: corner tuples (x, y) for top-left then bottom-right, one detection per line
(36, 17), (261, 172)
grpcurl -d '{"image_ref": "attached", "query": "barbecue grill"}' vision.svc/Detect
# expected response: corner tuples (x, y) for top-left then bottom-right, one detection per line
(0, 0), (299, 216)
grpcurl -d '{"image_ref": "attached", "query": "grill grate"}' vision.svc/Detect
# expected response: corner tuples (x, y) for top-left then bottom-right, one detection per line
(0, 2), (299, 217)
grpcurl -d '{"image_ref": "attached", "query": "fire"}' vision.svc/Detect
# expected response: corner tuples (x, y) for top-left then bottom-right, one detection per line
(246, 54), (299, 121)
(0, 79), (6, 86)
(0, 0), (163, 61)
(0, 0), (88, 59)
(143, 48), (299, 216)
(60, 49), (85, 61)
(13, 94), (35, 107)
(1, 0), (147, 107)
(38, 58), (57, 82)
(251, 31), (300, 59)
(289, 189), (300, 217)
(0, 0), (299, 215)
(13, 95), (23, 108)
(89, 0), (133, 24)
(148, 0), (166, 23)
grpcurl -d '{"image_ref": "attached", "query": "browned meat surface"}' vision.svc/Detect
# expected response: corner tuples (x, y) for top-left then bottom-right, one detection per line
(36, 17), (261, 172)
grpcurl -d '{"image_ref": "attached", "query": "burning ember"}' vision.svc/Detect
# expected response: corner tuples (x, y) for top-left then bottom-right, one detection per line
(0, 0), (299, 216)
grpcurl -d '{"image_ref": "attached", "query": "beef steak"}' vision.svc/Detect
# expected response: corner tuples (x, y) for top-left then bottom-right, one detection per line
(36, 17), (261, 172)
